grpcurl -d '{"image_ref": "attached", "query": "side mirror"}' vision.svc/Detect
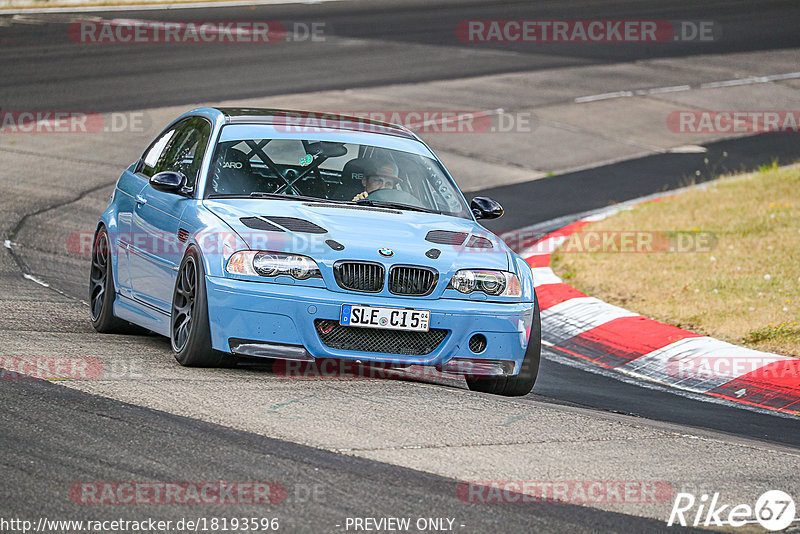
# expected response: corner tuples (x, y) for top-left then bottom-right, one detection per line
(150, 171), (189, 195)
(470, 197), (504, 220)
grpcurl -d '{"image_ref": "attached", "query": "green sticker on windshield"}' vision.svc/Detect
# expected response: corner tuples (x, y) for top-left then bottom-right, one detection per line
(299, 154), (313, 166)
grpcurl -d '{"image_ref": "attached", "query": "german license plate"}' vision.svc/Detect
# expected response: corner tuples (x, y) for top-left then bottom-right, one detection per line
(340, 304), (430, 332)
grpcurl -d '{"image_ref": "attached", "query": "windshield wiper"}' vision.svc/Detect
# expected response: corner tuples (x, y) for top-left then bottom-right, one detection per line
(250, 192), (328, 202)
(251, 192), (358, 205)
(355, 199), (438, 214)
(208, 192), (346, 205)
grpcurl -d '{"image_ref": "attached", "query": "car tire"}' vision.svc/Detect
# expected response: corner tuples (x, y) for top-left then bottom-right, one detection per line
(90, 226), (143, 334)
(465, 293), (541, 397)
(171, 248), (236, 368)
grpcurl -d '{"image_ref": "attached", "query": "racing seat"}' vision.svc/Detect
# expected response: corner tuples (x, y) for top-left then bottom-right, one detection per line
(332, 158), (370, 201)
(211, 147), (260, 195)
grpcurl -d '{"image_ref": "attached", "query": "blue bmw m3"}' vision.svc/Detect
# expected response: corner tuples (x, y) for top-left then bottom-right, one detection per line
(90, 107), (541, 396)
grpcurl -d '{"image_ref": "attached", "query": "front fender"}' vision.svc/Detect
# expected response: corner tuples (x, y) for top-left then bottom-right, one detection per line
(179, 203), (249, 278)
(511, 252), (536, 303)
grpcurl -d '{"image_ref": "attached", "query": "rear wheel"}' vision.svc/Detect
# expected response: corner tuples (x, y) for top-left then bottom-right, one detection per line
(466, 294), (541, 397)
(171, 249), (235, 367)
(90, 227), (139, 334)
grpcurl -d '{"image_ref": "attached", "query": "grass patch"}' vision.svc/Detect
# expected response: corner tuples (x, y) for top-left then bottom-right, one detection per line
(551, 165), (800, 357)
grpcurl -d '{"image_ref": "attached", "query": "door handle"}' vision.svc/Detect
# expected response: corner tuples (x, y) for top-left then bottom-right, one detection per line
(135, 194), (147, 206)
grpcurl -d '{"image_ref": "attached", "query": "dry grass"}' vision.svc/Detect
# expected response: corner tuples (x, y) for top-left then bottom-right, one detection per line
(551, 163), (800, 357)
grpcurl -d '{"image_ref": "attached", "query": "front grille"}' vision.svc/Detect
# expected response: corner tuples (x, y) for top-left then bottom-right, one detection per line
(334, 261), (385, 293)
(388, 265), (438, 296)
(315, 320), (447, 355)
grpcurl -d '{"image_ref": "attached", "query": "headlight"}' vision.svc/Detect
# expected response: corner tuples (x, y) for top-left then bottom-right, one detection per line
(226, 251), (321, 280)
(447, 270), (521, 297)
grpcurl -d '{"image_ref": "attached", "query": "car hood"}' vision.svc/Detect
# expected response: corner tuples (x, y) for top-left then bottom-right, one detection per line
(204, 198), (511, 272)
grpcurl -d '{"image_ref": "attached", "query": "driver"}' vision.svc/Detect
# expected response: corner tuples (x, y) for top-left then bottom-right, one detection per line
(352, 159), (422, 207)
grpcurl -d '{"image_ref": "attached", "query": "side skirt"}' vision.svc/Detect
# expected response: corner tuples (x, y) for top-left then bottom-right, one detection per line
(114, 293), (170, 337)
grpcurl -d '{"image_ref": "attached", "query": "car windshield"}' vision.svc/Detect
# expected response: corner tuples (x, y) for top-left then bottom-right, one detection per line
(205, 136), (471, 218)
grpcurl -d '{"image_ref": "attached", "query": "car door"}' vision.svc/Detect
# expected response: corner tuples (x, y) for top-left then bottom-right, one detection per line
(129, 117), (212, 312)
(115, 126), (179, 297)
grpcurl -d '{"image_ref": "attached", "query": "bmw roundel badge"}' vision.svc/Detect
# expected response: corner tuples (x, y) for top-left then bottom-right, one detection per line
(378, 248), (394, 257)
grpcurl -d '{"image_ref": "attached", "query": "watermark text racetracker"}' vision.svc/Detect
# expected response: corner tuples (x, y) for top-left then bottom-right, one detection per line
(270, 358), (513, 381)
(71, 230), (509, 258)
(457, 480), (674, 504)
(70, 481), (286, 505)
(273, 110), (536, 134)
(0, 110), (149, 134)
(668, 110), (800, 133)
(502, 230), (718, 254)
(0, 356), (141, 381)
(69, 19), (326, 44)
(666, 355), (794, 381)
(457, 20), (719, 43)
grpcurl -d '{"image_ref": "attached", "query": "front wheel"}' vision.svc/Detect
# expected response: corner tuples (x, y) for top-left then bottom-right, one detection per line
(171, 249), (232, 367)
(466, 294), (541, 397)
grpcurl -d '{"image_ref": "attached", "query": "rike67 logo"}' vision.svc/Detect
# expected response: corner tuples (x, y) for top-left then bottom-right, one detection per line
(668, 490), (796, 531)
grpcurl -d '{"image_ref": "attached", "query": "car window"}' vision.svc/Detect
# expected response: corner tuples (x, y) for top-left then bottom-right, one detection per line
(206, 135), (470, 219)
(139, 127), (178, 177)
(139, 118), (212, 189)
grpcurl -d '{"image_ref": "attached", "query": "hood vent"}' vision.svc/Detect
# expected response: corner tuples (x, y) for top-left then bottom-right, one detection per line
(264, 216), (327, 234)
(240, 217), (285, 232)
(425, 230), (468, 246)
(466, 235), (493, 249)
(425, 248), (441, 259)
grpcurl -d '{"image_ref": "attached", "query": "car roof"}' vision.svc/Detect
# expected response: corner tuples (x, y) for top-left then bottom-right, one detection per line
(213, 107), (418, 140)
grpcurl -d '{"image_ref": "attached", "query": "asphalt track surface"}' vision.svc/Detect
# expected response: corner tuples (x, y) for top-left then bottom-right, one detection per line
(2, 377), (695, 533)
(2, 1), (800, 531)
(0, 0), (798, 111)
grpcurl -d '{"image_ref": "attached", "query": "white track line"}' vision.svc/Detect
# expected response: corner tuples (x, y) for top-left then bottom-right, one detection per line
(23, 273), (50, 287)
(574, 90), (635, 103)
(574, 71), (800, 103)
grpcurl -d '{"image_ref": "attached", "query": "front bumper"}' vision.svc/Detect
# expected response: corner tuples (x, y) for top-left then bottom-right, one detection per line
(206, 276), (535, 372)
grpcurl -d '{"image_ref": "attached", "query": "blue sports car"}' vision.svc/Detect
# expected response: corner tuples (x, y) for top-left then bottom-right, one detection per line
(90, 108), (541, 396)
